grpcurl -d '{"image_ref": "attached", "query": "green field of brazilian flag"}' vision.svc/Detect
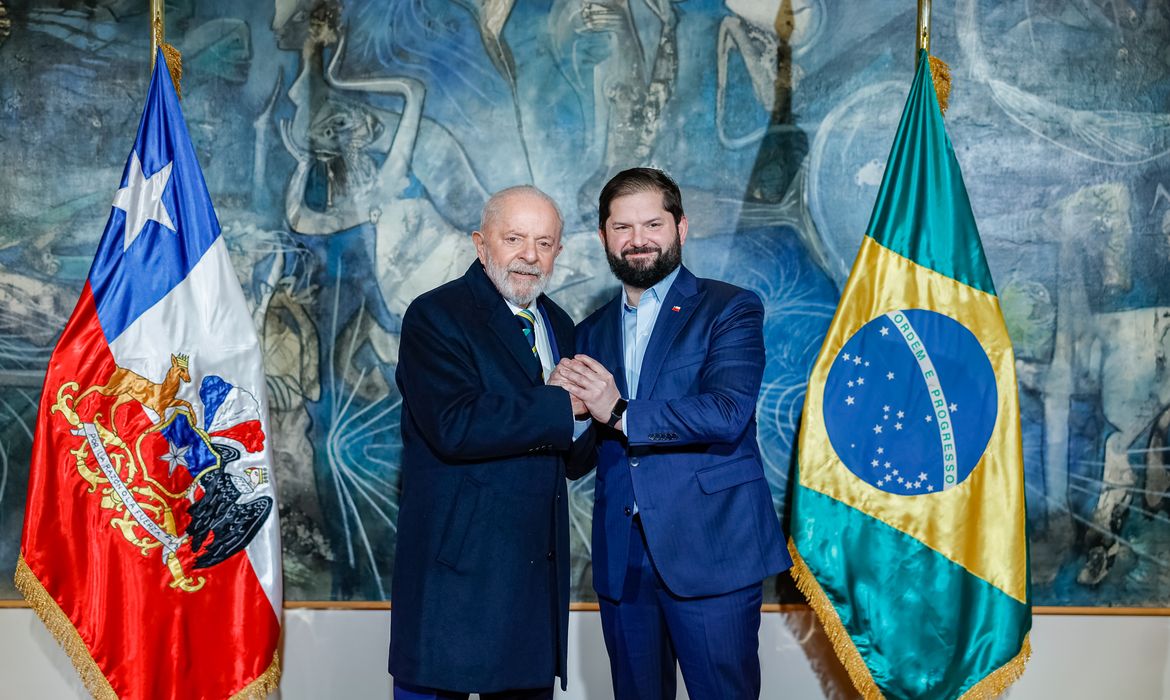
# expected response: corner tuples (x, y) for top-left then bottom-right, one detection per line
(790, 50), (1032, 699)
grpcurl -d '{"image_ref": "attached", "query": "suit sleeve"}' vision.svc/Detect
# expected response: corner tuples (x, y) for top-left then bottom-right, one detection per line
(565, 317), (599, 480)
(397, 300), (575, 461)
(566, 422), (597, 480)
(625, 291), (765, 447)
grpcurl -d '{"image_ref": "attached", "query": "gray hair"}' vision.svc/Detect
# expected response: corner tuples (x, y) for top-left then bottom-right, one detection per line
(479, 185), (565, 238)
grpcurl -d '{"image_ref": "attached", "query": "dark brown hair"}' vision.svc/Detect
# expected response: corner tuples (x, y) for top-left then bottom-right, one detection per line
(597, 167), (684, 230)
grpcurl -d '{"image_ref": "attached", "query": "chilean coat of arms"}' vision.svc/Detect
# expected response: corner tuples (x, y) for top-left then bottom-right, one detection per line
(52, 352), (273, 592)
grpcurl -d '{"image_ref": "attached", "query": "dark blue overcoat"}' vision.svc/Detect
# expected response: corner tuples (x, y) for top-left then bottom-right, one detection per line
(389, 262), (592, 693)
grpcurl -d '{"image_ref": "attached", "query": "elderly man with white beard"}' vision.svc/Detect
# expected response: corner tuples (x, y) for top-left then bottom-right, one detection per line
(388, 186), (595, 700)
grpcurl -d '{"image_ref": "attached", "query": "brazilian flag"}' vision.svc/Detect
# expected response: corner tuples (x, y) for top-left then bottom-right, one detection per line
(790, 50), (1031, 700)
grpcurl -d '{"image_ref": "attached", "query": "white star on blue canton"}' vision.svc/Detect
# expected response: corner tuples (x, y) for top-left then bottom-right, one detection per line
(925, 415), (933, 422)
(871, 459), (879, 467)
(877, 447), (884, 454)
(853, 356), (862, 365)
(873, 424), (883, 434)
(842, 353), (851, 361)
(883, 404), (891, 412)
(845, 396), (855, 405)
(897, 410), (904, 419)
(895, 422), (903, 430)
(918, 472), (928, 481)
(880, 326), (890, 336)
(887, 371), (895, 380)
(113, 152), (176, 250)
(950, 402), (958, 412)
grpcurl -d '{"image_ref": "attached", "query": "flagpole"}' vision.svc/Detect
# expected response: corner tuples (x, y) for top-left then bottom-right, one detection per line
(149, 0), (164, 71)
(148, 0), (181, 97)
(915, 0), (949, 112)
(916, 0), (932, 58)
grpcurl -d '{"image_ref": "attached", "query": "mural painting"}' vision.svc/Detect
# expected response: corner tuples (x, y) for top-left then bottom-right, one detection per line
(0, 0), (1167, 606)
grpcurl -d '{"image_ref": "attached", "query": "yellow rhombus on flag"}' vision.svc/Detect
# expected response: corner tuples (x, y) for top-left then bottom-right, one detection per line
(790, 50), (1032, 700)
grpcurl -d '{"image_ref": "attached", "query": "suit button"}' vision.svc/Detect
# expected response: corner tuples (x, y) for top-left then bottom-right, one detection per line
(630, 457), (640, 467)
(546, 551), (554, 560)
(623, 506), (632, 516)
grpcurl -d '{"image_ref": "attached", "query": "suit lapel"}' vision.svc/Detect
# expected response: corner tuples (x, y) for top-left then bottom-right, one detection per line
(467, 262), (543, 385)
(637, 267), (702, 399)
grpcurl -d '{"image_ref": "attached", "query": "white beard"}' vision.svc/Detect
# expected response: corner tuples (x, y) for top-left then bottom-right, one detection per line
(483, 253), (548, 307)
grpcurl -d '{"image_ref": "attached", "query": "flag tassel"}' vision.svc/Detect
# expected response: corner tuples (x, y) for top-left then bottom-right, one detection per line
(14, 554), (118, 700)
(929, 55), (951, 115)
(787, 541), (884, 700)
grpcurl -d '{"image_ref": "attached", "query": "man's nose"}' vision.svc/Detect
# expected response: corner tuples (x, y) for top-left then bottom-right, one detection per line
(519, 239), (538, 262)
(629, 226), (647, 247)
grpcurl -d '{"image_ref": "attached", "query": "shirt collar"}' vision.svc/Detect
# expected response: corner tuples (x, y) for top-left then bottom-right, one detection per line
(622, 265), (681, 311)
(505, 299), (538, 320)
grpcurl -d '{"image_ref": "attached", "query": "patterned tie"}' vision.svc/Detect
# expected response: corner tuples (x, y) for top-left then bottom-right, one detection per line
(515, 308), (542, 377)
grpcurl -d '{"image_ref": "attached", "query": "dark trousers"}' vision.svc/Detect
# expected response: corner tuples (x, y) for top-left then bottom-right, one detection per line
(598, 518), (763, 700)
(393, 681), (553, 700)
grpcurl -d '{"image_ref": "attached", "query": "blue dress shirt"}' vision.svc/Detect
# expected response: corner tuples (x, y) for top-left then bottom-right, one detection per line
(621, 265), (681, 437)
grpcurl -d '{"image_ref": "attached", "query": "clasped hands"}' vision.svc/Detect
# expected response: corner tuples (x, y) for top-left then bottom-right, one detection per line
(548, 355), (621, 425)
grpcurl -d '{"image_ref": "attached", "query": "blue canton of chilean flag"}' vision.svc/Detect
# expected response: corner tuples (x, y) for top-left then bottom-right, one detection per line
(17, 52), (282, 699)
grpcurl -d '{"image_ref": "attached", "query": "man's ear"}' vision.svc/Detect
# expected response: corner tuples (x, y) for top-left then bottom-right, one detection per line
(472, 230), (487, 265)
(677, 215), (688, 247)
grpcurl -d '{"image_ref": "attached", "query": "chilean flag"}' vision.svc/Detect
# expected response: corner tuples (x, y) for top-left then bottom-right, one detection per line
(16, 53), (282, 699)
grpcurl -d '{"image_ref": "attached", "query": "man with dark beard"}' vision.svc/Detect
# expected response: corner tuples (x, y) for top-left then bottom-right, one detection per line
(554, 168), (789, 699)
(390, 186), (593, 699)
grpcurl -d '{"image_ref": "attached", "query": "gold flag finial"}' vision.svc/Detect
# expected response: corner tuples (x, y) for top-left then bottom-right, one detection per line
(916, 0), (951, 114)
(149, 0), (182, 98)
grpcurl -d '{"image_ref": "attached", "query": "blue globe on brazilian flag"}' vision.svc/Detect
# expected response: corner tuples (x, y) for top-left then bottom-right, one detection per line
(791, 51), (1031, 699)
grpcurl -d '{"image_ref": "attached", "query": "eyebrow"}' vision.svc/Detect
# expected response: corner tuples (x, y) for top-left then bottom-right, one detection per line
(611, 216), (663, 226)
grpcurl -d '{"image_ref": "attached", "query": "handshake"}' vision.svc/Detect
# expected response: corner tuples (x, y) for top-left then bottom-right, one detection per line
(547, 355), (622, 426)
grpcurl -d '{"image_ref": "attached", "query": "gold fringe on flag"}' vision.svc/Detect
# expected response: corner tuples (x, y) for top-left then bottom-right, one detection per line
(152, 13), (182, 99)
(787, 540), (884, 699)
(14, 554), (118, 700)
(16, 554), (283, 699)
(929, 54), (951, 115)
(788, 540), (1032, 700)
(958, 634), (1032, 700)
(230, 651), (282, 700)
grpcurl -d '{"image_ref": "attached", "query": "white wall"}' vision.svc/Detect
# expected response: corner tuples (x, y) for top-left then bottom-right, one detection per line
(2, 609), (1167, 699)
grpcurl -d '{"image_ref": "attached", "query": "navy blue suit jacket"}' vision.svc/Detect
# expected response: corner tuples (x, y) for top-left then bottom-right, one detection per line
(573, 266), (791, 599)
(390, 262), (592, 693)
